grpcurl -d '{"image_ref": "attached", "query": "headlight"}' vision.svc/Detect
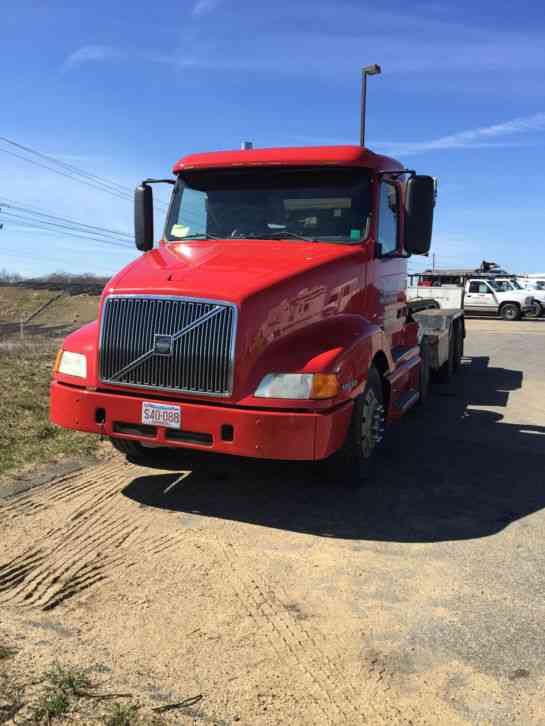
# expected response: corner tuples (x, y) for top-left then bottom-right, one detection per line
(255, 373), (339, 399)
(57, 351), (87, 378)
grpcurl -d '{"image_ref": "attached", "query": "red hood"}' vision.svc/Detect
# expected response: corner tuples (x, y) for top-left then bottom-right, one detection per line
(111, 239), (358, 302)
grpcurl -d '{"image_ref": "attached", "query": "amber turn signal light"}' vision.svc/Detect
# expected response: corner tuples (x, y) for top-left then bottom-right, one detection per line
(310, 374), (340, 399)
(52, 347), (63, 374)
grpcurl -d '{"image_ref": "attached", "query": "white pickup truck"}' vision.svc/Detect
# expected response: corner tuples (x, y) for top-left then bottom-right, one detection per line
(408, 277), (535, 320)
(495, 277), (544, 317)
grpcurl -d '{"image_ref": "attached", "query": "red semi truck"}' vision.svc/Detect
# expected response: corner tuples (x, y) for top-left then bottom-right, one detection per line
(50, 132), (464, 485)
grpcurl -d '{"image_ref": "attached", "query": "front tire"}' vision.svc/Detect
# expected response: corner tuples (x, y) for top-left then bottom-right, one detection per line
(330, 367), (385, 488)
(500, 303), (521, 321)
(525, 301), (542, 319)
(110, 437), (151, 459)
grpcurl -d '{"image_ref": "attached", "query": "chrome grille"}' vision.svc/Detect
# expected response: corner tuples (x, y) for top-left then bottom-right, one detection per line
(99, 296), (236, 396)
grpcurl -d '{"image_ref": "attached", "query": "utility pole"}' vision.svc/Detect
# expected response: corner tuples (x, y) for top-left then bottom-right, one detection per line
(432, 253), (436, 271)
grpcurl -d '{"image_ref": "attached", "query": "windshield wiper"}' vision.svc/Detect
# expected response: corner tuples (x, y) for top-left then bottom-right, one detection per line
(173, 233), (222, 240)
(236, 230), (317, 242)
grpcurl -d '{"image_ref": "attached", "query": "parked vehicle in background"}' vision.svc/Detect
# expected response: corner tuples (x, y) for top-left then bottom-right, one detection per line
(495, 277), (544, 317)
(407, 270), (536, 320)
(517, 274), (545, 291)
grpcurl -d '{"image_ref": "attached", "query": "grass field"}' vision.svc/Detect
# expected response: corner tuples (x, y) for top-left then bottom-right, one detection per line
(0, 288), (101, 480)
(0, 339), (99, 479)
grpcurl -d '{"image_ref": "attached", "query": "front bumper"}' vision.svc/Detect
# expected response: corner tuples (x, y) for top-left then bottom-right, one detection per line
(50, 382), (353, 461)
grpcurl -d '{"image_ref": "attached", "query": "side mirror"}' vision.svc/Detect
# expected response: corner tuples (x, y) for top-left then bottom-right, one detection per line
(404, 175), (435, 255)
(135, 184), (154, 251)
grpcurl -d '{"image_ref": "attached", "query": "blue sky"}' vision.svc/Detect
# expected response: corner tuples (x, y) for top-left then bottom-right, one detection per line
(1, 0), (544, 277)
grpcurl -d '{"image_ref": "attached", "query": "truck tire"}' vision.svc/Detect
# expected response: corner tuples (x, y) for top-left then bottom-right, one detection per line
(500, 303), (521, 321)
(329, 366), (385, 488)
(525, 301), (542, 319)
(418, 337), (431, 405)
(110, 437), (151, 459)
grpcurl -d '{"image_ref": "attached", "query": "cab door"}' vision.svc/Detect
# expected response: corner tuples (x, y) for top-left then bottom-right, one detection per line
(465, 280), (497, 312)
(375, 179), (406, 343)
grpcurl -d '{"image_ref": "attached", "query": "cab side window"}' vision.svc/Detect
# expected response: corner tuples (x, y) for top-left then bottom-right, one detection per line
(377, 182), (399, 256)
(469, 281), (492, 294)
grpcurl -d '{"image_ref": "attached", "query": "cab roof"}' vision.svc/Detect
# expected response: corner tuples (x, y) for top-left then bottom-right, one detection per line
(172, 145), (404, 174)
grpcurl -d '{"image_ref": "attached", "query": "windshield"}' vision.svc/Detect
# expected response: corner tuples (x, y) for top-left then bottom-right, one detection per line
(165, 168), (372, 244)
(512, 280), (523, 289)
(492, 280), (508, 291)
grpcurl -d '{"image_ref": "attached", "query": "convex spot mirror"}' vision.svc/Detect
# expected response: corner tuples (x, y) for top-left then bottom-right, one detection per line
(135, 184), (154, 251)
(405, 175), (435, 255)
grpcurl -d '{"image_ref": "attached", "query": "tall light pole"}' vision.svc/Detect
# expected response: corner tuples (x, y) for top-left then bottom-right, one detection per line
(360, 64), (381, 147)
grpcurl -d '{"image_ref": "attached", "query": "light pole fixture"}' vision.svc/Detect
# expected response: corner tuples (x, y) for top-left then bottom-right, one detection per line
(360, 64), (381, 147)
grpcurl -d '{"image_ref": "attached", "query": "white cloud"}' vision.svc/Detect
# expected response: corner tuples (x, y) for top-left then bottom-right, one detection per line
(192, 0), (222, 17)
(377, 112), (545, 156)
(62, 45), (126, 71)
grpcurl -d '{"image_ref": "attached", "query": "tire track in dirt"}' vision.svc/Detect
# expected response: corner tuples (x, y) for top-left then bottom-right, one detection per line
(214, 539), (415, 726)
(1, 460), (416, 723)
(0, 461), (186, 611)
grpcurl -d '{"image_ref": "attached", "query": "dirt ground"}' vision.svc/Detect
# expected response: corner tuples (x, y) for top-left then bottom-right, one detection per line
(1, 318), (545, 725)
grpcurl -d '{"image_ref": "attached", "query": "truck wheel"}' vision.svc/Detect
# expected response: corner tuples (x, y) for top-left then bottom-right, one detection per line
(110, 437), (150, 459)
(418, 337), (431, 405)
(500, 303), (520, 321)
(525, 301), (542, 319)
(331, 367), (385, 488)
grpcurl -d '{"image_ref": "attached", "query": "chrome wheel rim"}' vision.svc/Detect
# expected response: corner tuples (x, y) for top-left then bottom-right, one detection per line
(360, 389), (384, 459)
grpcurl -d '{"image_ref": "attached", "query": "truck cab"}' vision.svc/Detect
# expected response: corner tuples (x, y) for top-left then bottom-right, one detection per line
(50, 144), (437, 484)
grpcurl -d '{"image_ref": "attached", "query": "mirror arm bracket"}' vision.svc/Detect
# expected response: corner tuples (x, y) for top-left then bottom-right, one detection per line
(141, 178), (176, 186)
(377, 169), (416, 179)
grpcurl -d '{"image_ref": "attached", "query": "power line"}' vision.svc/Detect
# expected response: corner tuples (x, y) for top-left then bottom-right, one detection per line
(0, 135), (134, 195)
(0, 197), (132, 239)
(0, 216), (132, 249)
(0, 147), (135, 203)
(0, 135), (170, 211)
(0, 209), (131, 244)
(0, 227), (132, 253)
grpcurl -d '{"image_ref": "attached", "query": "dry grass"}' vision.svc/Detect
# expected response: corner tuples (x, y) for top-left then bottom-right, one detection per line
(0, 287), (99, 327)
(0, 338), (98, 478)
(0, 287), (102, 480)
(0, 653), (172, 725)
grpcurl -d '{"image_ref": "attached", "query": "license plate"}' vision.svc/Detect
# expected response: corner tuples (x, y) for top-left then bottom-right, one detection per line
(141, 402), (181, 429)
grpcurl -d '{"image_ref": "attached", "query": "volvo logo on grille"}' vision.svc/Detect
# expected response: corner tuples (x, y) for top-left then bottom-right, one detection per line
(153, 334), (174, 356)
